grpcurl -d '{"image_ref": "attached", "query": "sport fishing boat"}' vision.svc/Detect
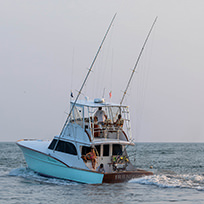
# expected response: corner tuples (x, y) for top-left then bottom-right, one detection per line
(17, 99), (153, 184)
(17, 14), (156, 184)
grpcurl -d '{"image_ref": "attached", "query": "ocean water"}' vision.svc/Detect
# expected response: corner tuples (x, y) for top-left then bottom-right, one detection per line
(1, 142), (204, 204)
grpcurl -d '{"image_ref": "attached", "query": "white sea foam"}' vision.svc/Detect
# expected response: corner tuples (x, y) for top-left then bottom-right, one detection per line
(129, 174), (204, 191)
(9, 167), (78, 186)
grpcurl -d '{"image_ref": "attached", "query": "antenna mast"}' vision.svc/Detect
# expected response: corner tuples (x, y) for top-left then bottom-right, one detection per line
(120, 17), (158, 105)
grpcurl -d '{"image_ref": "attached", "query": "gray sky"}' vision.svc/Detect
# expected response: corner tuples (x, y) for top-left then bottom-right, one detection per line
(1, 0), (204, 142)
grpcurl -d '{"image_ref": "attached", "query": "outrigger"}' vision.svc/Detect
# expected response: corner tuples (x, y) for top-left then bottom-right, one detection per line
(17, 14), (156, 184)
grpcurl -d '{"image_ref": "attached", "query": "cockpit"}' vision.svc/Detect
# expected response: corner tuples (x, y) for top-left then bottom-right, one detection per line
(81, 143), (132, 173)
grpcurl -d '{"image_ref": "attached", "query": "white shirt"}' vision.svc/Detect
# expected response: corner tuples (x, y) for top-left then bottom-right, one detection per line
(94, 110), (106, 123)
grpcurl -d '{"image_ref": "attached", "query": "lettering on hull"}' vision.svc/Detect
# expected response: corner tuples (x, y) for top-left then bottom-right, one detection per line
(103, 171), (153, 183)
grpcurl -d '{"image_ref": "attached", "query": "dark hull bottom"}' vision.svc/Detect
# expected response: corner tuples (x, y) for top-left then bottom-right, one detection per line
(103, 169), (153, 183)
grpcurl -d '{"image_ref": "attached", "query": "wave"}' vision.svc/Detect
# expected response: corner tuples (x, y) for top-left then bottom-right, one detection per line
(129, 174), (204, 191)
(9, 167), (78, 186)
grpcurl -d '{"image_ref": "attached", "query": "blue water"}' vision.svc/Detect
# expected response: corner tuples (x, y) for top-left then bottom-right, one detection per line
(1, 142), (204, 203)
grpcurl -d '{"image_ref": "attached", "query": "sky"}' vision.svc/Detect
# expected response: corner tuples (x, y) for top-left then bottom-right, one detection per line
(1, 0), (204, 142)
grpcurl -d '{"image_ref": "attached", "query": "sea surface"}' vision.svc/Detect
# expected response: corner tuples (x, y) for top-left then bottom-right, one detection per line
(1, 142), (204, 204)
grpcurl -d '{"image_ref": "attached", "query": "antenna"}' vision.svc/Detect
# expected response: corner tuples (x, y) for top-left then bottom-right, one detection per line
(120, 17), (158, 105)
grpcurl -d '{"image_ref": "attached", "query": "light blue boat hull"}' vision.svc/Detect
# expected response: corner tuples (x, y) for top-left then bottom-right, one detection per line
(18, 145), (104, 184)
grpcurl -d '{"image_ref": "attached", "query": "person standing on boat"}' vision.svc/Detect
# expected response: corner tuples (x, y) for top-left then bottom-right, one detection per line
(94, 107), (106, 125)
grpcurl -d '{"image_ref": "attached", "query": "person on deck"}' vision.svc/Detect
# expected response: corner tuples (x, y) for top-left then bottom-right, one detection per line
(94, 107), (106, 125)
(86, 148), (97, 169)
(114, 114), (124, 128)
(93, 116), (100, 137)
(98, 163), (105, 173)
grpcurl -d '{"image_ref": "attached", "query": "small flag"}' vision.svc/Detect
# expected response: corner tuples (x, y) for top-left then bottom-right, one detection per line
(109, 91), (112, 98)
(71, 91), (74, 98)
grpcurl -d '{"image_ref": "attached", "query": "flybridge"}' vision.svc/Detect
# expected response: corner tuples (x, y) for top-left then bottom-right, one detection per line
(68, 98), (132, 141)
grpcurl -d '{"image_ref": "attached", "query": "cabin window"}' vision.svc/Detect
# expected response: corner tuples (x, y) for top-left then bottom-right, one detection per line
(81, 145), (100, 156)
(48, 139), (77, 155)
(103, 144), (109, 156)
(81, 146), (91, 155)
(112, 144), (123, 155)
(48, 139), (56, 150)
(95, 145), (101, 156)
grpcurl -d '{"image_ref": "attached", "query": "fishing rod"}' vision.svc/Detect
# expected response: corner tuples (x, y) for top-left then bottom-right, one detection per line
(118, 17), (158, 158)
(120, 16), (158, 105)
(53, 13), (117, 152)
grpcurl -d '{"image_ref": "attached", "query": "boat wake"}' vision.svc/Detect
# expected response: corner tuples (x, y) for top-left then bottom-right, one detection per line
(129, 173), (204, 191)
(10, 167), (204, 190)
(9, 168), (78, 186)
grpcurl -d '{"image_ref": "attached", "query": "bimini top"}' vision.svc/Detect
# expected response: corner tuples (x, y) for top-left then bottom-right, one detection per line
(71, 98), (128, 108)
